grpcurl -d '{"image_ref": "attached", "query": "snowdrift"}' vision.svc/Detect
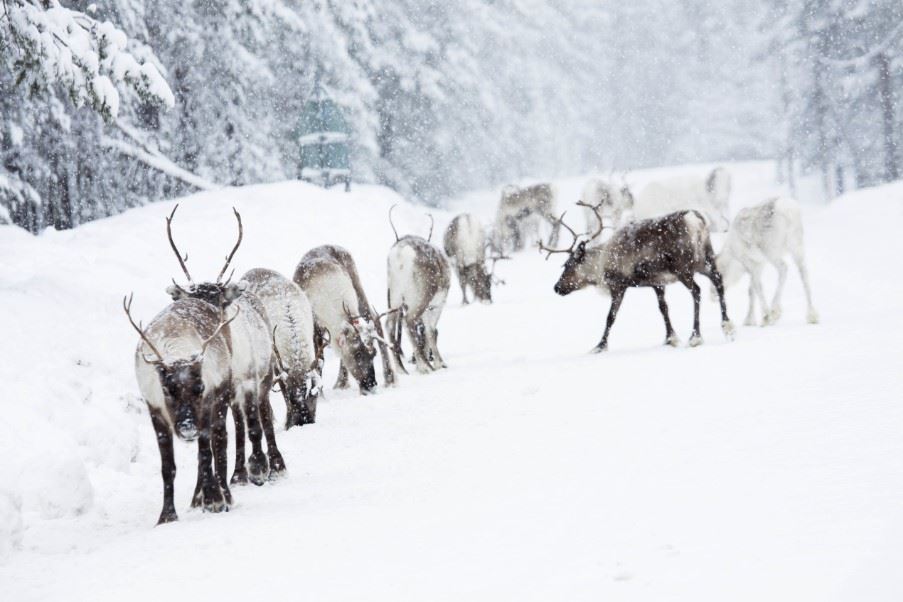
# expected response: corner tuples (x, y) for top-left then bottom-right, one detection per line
(1, 164), (902, 601)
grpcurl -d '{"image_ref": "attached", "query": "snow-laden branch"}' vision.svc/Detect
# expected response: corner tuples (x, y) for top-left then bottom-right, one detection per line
(820, 20), (903, 69)
(1, 0), (175, 120)
(102, 122), (218, 191)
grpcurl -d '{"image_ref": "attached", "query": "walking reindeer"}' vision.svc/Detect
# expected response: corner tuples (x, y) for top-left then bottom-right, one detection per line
(165, 207), (286, 485)
(127, 294), (236, 524)
(713, 197), (818, 326)
(542, 202), (734, 351)
(386, 205), (451, 373)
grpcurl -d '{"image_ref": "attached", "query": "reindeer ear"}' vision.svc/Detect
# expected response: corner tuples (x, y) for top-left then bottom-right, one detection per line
(223, 283), (243, 302)
(335, 332), (346, 349)
(166, 285), (185, 300)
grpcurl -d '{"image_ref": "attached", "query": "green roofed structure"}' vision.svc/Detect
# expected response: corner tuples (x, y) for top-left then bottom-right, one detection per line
(297, 81), (352, 191)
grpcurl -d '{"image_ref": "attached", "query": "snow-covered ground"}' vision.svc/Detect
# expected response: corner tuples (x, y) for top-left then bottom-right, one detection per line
(1, 162), (901, 600)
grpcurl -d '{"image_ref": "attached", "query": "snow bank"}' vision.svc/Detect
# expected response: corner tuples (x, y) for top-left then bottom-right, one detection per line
(1, 164), (901, 600)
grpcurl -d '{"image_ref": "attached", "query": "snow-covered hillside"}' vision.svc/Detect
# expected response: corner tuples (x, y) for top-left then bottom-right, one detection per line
(1, 163), (902, 600)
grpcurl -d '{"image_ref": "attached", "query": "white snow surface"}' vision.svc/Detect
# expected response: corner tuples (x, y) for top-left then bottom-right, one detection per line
(0, 162), (902, 600)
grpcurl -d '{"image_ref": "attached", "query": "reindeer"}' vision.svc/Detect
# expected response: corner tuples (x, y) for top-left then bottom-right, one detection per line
(712, 197), (819, 326)
(579, 176), (634, 233)
(293, 245), (396, 394)
(494, 183), (562, 253)
(125, 294), (236, 524)
(541, 202), (735, 351)
(633, 167), (732, 232)
(386, 207), (451, 372)
(443, 213), (507, 304)
(164, 207), (285, 486)
(241, 268), (327, 428)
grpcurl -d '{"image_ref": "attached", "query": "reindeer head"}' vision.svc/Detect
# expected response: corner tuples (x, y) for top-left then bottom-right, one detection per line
(335, 304), (382, 394)
(163, 205), (246, 309)
(273, 327), (327, 428)
(124, 294), (235, 441)
(540, 202), (607, 296)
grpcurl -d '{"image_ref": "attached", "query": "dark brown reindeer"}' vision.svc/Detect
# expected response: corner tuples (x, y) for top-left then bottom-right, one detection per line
(386, 207), (451, 373)
(126, 293), (237, 524)
(294, 245), (396, 394)
(165, 207), (286, 485)
(542, 202), (734, 351)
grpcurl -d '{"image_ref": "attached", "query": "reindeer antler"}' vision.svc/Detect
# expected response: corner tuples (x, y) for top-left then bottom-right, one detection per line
(388, 204), (400, 242)
(576, 201), (605, 240)
(537, 211), (580, 259)
(216, 208), (243, 284)
(166, 205), (193, 285)
(426, 213), (434, 242)
(123, 293), (165, 363)
(199, 307), (239, 357)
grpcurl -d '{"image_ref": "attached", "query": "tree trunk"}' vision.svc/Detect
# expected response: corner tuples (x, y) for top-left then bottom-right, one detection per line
(875, 52), (899, 182)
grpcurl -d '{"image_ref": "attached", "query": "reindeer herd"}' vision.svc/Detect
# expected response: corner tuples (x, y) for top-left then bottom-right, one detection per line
(126, 166), (819, 525)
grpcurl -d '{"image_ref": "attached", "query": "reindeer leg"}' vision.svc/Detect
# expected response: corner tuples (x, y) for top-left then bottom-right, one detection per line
(149, 407), (177, 525)
(229, 400), (248, 486)
(197, 414), (226, 513)
(334, 362), (350, 389)
(458, 266), (470, 305)
(704, 244), (735, 339)
(406, 318), (433, 373)
(242, 390), (269, 486)
(259, 376), (286, 479)
(679, 275), (704, 347)
(212, 390), (232, 507)
(593, 286), (625, 353)
(653, 286), (679, 346)
(767, 259), (788, 325)
(744, 278), (757, 326)
(792, 249), (819, 324)
(386, 308), (408, 375)
(750, 269), (770, 326)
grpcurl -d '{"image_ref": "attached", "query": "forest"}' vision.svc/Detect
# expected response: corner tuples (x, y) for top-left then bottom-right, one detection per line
(1, 0), (901, 233)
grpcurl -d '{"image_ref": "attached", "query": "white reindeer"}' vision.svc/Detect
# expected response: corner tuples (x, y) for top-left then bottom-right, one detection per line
(633, 167), (732, 232)
(579, 177), (634, 233)
(713, 196), (819, 326)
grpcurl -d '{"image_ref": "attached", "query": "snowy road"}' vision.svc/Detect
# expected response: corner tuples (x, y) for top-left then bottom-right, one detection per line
(1, 163), (902, 600)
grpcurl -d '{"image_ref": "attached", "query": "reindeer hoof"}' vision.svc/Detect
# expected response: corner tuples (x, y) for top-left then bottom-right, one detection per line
(722, 320), (736, 341)
(230, 467), (249, 486)
(807, 309), (820, 324)
(248, 452), (268, 486)
(665, 334), (681, 347)
(743, 316), (756, 327)
(156, 509), (178, 525)
(268, 452), (287, 480)
(590, 344), (607, 354)
(688, 334), (704, 347)
(763, 308), (781, 325)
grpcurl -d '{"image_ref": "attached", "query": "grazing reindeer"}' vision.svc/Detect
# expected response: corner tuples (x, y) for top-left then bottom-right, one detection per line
(713, 197), (819, 326)
(580, 176), (634, 232)
(542, 202), (734, 351)
(443, 213), (507, 304)
(165, 207), (285, 485)
(494, 183), (562, 252)
(386, 208), (451, 372)
(126, 294), (236, 524)
(294, 245), (396, 394)
(634, 167), (732, 232)
(241, 268), (327, 428)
